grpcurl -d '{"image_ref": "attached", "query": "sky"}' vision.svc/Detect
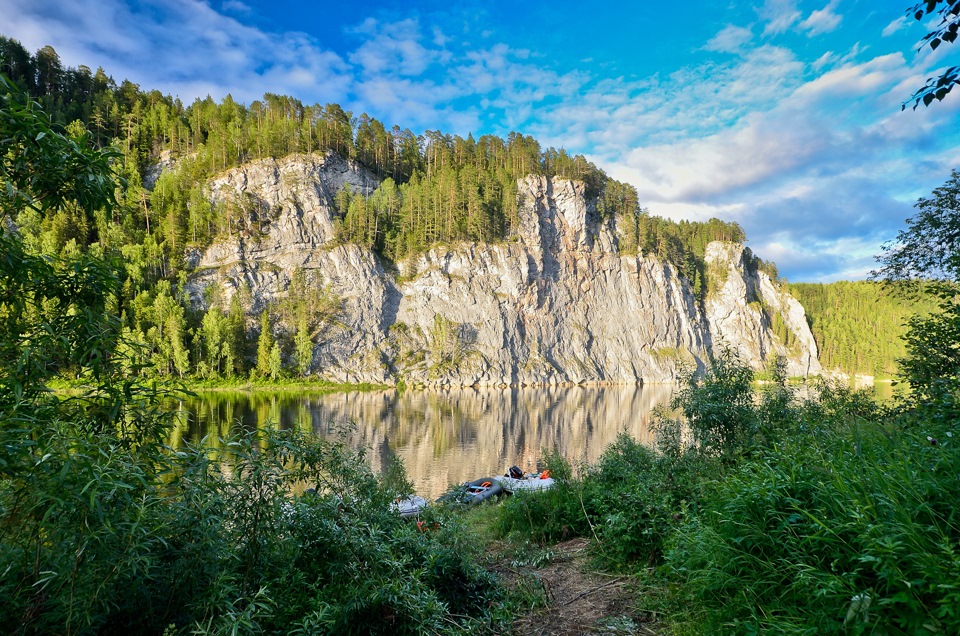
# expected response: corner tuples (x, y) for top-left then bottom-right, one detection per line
(2, 0), (959, 282)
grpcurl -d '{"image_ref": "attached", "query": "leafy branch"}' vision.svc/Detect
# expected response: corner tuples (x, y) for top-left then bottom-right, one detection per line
(904, 1), (960, 109)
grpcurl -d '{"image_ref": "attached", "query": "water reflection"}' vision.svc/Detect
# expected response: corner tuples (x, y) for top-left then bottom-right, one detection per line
(873, 381), (894, 402)
(171, 385), (674, 499)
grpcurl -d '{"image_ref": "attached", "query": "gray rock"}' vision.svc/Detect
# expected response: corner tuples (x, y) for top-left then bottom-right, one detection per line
(186, 153), (821, 386)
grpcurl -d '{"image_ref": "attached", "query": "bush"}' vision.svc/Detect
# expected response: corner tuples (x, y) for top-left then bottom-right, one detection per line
(495, 452), (588, 545)
(582, 434), (702, 570)
(663, 387), (960, 634)
(673, 348), (758, 462)
(0, 89), (505, 635)
(495, 435), (709, 571)
(0, 417), (505, 634)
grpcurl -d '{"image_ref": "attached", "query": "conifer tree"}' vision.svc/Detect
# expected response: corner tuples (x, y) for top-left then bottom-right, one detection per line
(256, 308), (273, 377)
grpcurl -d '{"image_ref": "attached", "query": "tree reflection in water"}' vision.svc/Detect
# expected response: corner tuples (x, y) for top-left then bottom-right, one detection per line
(171, 385), (674, 499)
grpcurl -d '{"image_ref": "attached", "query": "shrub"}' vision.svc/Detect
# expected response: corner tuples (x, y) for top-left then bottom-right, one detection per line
(495, 435), (709, 571)
(0, 91), (505, 634)
(495, 452), (588, 545)
(582, 434), (698, 570)
(674, 348), (757, 462)
(663, 387), (960, 634)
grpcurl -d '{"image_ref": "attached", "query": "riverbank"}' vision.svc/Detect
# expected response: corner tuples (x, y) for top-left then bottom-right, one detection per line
(467, 361), (959, 634)
(47, 376), (388, 394)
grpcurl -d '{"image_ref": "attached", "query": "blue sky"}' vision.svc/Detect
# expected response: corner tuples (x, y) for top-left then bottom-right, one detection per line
(2, 0), (959, 282)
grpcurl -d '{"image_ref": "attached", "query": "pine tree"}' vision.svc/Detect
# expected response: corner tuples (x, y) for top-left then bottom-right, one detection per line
(256, 309), (273, 378)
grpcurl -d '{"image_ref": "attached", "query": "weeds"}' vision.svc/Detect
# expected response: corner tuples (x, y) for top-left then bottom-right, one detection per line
(0, 228), (505, 635)
(493, 351), (960, 634)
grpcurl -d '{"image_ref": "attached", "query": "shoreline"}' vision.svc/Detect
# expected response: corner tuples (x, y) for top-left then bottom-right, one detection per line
(49, 372), (890, 395)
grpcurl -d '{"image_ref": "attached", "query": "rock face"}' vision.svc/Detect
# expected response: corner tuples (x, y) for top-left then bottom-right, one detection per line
(703, 243), (820, 377)
(186, 153), (822, 385)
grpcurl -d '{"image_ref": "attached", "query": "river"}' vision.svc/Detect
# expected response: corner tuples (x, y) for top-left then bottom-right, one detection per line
(168, 380), (896, 499)
(168, 384), (674, 499)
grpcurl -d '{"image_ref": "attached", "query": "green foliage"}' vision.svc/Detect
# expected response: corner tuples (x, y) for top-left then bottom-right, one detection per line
(0, 94), (505, 635)
(494, 350), (960, 634)
(2, 410), (504, 634)
(899, 294), (960, 410)
(496, 354), (783, 573)
(495, 435), (708, 571)
(788, 280), (936, 377)
(875, 170), (960, 287)
(1, 74), (121, 219)
(875, 170), (960, 411)
(427, 314), (477, 378)
(274, 268), (342, 377)
(583, 433), (706, 571)
(664, 386), (960, 635)
(674, 349), (757, 462)
(903, 1), (960, 109)
(619, 212), (745, 298)
(256, 308), (274, 378)
(494, 454), (587, 545)
(496, 445), (681, 571)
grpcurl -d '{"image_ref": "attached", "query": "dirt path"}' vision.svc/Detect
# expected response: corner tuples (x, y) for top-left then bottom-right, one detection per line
(493, 538), (661, 635)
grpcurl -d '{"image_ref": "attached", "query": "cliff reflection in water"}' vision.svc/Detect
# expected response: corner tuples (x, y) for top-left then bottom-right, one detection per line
(172, 385), (674, 499)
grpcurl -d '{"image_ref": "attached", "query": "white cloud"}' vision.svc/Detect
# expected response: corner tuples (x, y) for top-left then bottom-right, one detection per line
(799, 1), (842, 37)
(812, 51), (837, 70)
(432, 26), (450, 48)
(0, 0), (352, 104)
(882, 16), (909, 37)
(1, 0), (958, 281)
(704, 25), (754, 53)
(221, 0), (250, 14)
(347, 19), (437, 77)
(758, 0), (801, 36)
(793, 53), (906, 102)
(560, 43), (959, 281)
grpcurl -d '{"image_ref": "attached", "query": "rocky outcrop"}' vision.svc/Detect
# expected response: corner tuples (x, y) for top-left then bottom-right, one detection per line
(703, 243), (820, 377)
(185, 152), (821, 386)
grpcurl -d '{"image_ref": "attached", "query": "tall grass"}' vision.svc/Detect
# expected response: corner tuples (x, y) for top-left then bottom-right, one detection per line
(0, 230), (505, 635)
(494, 352), (960, 634)
(665, 389), (960, 634)
(0, 421), (505, 635)
(495, 434), (709, 571)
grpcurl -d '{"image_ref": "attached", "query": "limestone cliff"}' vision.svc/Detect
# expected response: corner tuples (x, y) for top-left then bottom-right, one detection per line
(185, 152), (821, 385)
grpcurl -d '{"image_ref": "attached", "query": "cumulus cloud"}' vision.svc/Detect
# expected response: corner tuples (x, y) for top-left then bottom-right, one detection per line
(585, 46), (958, 281)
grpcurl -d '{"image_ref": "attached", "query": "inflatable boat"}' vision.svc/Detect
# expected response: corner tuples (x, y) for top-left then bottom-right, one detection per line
(494, 467), (556, 493)
(463, 478), (503, 503)
(391, 495), (429, 518)
(438, 477), (504, 505)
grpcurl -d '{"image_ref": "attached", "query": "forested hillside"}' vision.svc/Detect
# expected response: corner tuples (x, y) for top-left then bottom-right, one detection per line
(1, 37), (763, 381)
(788, 281), (937, 377)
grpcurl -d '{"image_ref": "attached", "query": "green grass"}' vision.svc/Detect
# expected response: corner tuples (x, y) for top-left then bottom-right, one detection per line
(47, 375), (388, 393)
(488, 356), (960, 635)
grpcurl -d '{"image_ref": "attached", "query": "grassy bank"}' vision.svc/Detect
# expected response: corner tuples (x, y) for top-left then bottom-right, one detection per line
(486, 354), (960, 634)
(46, 375), (389, 394)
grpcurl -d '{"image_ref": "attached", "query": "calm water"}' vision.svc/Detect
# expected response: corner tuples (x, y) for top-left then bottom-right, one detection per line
(167, 381), (896, 499)
(168, 385), (673, 499)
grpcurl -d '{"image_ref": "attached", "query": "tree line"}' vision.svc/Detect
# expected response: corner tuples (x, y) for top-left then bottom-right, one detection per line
(787, 281), (938, 378)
